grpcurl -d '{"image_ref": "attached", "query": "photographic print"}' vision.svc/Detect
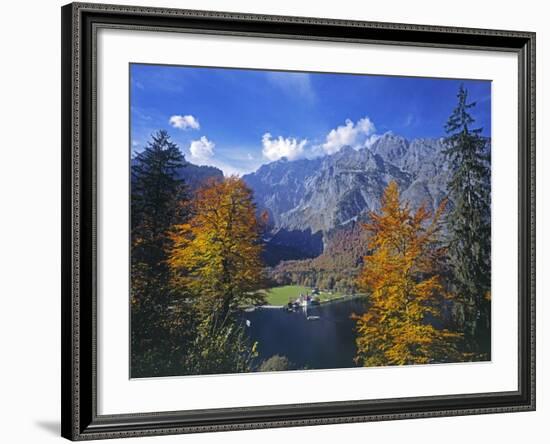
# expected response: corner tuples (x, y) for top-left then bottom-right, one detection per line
(129, 64), (492, 378)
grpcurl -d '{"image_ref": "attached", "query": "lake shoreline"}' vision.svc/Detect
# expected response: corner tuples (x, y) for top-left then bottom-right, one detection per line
(243, 293), (366, 311)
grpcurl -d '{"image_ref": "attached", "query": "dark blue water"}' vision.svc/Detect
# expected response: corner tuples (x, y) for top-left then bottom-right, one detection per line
(241, 297), (369, 371)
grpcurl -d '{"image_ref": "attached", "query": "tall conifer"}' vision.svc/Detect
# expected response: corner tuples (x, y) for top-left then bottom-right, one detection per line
(443, 85), (491, 354)
(130, 130), (188, 376)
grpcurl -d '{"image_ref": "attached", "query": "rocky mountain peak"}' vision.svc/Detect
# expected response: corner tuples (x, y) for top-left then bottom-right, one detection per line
(240, 132), (487, 263)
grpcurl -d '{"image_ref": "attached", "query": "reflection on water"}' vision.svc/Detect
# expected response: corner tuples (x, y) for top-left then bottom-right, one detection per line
(240, 297), (369, 371)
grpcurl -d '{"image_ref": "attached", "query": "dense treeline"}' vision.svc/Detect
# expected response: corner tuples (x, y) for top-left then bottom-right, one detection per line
(268, 222), (368, 293)
(131, 131), (265, 377)
(131, 130), (190, 377)
(352, 85), (491, 365)
(443, 85), (491, 354)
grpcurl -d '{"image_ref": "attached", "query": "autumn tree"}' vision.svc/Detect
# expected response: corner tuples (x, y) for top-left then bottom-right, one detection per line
(130, 130), (189, 377)
(167, 177), (266, 374)
(353, 181), (461, 366)
(169, 176), (266, 322)
(443, 85), (491, 353)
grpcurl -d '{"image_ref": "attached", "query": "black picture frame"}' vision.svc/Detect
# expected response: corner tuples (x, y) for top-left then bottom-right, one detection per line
(61, 2), (536, 440)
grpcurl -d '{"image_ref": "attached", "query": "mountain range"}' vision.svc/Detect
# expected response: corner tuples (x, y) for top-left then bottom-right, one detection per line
(242, 132), (456, 263)
(175, 132), (489, 266)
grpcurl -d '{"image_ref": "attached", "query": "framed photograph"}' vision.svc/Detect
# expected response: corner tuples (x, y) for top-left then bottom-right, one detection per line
(61, 2), (535, 440)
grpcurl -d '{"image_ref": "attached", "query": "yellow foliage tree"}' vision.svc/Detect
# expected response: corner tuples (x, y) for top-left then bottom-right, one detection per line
(354, 181), (461, 366)
(169, 177), (266, 320)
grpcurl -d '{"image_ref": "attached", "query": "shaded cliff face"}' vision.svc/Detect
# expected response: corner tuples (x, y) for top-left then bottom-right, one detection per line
(276, 145), (412, 234)
(242, 133), (459, 262)
(174, 160), (224, 191)
(131, 156), (224, 192)
(242, 157), (322, 228)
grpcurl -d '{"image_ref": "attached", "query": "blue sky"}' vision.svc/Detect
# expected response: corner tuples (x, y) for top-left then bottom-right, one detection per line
(130, 64), (491, 176)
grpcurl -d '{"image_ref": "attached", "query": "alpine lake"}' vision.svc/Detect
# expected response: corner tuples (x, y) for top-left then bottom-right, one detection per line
(239, 291), (369, 371)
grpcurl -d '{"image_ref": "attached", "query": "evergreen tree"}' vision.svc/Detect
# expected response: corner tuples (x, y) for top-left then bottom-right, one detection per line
(443, 85), (491, 355)
(130, 130), (188, 377)
(131, 129), (186, 266)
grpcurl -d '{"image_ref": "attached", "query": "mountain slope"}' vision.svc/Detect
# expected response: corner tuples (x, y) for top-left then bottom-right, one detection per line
(243, 157), (322, 227)
(278, 145), (412, 233)
(175, 160), (224, 191)
(243, 133), (459, 262)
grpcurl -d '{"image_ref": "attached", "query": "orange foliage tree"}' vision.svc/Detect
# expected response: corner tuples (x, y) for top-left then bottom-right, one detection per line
(354, 181), (461, 366)
(169, 177), (266, 321)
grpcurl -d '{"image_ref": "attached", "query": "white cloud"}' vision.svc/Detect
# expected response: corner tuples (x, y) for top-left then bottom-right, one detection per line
(189, 136), (215, 160)
(321, 117), (376, 154)
(262, 133), (308, 161)
(364, 133), (382, 149)
(266, 72), (315, 102)
(169, 114), (200, 130)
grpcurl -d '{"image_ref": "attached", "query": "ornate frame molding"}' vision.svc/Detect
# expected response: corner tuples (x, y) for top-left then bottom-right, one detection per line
(61, 2), (535, 440)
